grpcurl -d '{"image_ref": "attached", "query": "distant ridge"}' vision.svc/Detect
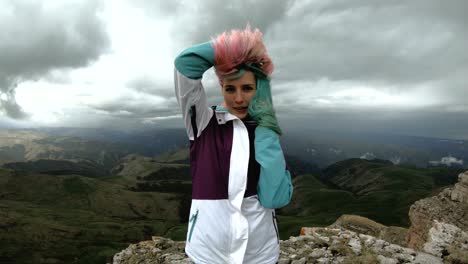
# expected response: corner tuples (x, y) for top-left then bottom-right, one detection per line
(4, 159), (110, 177)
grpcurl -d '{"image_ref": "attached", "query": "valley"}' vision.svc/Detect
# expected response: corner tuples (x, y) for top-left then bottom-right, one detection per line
(0, 128), (465, 263)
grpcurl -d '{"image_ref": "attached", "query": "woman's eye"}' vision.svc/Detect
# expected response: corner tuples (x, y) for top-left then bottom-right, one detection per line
(243, 86), (254, 91)
(225, 87), (235, 93)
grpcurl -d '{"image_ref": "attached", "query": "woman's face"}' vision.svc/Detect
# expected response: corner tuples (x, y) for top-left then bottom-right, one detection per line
(222, 71), (256, 119)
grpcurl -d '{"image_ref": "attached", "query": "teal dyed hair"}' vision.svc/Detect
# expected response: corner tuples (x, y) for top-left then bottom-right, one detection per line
(248, 76), (282, 136)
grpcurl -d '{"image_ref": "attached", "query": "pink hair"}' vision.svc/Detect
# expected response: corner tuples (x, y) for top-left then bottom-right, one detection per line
(211, 25), (274, 85)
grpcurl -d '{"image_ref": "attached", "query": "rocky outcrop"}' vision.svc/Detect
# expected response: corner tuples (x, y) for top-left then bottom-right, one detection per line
(423, 220), (468, 262)
(112, 228), (443, 264)
(451, 171), (468, 203)
(330, 214), (408, 247)
(112, 237), (191, 264)
(407, 171), (468, 262)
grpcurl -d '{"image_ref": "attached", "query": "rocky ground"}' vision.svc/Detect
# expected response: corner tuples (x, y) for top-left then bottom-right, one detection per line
(111, 227), (443, 264)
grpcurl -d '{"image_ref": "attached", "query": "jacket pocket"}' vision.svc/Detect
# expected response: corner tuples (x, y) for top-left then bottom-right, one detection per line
(272, 211), (280, 244)
(188, 209), (199, 243)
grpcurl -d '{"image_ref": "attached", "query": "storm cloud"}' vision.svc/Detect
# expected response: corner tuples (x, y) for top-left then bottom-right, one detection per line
(1, 0), (467, 139)
(0, 0), (110, 119)
(133, 0), (294, 45)
(265, 0), (468, 112)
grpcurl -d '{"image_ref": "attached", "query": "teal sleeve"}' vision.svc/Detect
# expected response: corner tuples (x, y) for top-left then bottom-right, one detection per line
(255, 126), (293, 209)
(174, 42), (215, 79)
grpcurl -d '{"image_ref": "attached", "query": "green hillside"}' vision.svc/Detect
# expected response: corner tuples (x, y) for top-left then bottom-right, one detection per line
(0, 168), (185, 264)
(1, 148), (463, 263)
(277, 159), (463, 238)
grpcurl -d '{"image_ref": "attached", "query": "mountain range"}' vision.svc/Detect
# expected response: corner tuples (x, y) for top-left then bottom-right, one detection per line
(0, 127), (465, 263)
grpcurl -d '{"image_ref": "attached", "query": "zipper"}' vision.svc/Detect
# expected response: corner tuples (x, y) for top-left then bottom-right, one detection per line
(188, 209), (199, 242)
(272, 211), (280, 244)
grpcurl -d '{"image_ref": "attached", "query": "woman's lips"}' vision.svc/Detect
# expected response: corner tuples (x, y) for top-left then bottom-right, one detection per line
(233, 107), (248, 112)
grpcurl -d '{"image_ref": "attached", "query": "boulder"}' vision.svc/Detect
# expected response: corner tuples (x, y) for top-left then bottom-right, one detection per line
(330, 214), (408, 246)
(407, 171), (468, 262)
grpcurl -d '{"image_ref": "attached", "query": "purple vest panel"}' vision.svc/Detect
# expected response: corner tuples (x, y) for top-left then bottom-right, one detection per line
(190, 113), (260, 199)
(190, 115), (233, 199)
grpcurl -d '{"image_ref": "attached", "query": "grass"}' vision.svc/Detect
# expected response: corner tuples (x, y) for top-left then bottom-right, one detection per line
(0, 198), (178, 263)
(277, 162), (462, 240)
(63, 177), (96, 194)
(164, 224), (188, 241)
(0, 169), (182, 264)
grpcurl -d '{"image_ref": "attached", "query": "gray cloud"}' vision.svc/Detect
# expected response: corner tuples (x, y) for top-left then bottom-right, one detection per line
(45, 108), (182, 131)
(126, 77), (176, 98)
(279, 109), (468, 140)
(429, 155), (464, 166)
(132, 0), (182, 18)
(269, 0), (468, 85)
(87, 93), (180, 119)
(166, 0), (295, 45)
(2, 0), (466, 139)
(126, 75), (223, 119)
(0, 0), (110, 119)
(91, 103), (180, 118)
(360, 152), (376, 160)
(256, 0), (468, 122)
(0, 89), (29, 119)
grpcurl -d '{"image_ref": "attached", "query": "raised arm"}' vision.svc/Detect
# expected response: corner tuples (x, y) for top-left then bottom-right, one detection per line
(174, 42), (215, 140)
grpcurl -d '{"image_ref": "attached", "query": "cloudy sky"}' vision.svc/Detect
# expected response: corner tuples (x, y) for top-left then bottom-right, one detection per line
(1, 0), (467, 139)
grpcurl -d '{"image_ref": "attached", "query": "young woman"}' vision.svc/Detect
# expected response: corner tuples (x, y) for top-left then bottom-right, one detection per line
(174, 26), (293, 264)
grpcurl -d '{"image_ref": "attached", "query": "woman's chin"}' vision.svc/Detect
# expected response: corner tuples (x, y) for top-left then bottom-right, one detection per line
(234, 113), (247, 119)
(229, 108), (248, 119)
(233, 111), (248, 119)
